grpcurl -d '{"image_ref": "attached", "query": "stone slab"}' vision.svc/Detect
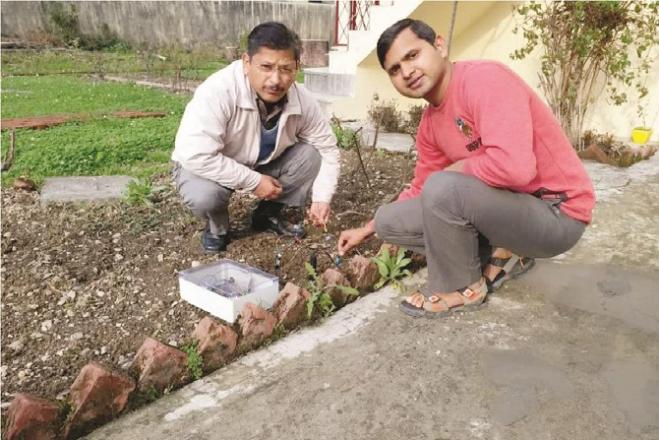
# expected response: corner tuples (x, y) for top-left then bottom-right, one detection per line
(40, 176), (136, 205)
(360, 129), (414, 153)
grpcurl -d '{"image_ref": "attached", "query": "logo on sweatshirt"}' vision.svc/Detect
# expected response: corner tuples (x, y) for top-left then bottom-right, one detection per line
(455, 117), (482, 152)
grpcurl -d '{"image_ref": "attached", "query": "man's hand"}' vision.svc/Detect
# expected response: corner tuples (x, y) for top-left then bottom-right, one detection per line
(307, 202), (331, 228)
(253, 175), (283, 200)
(337, 224), (375, 256)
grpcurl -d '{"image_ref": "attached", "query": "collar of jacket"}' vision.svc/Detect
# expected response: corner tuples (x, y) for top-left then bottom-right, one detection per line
(233, 61), (302, 116)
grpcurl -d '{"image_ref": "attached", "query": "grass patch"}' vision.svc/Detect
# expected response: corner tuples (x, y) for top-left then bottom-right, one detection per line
(1, 75), (188, 186)
(0, 50), (303, 186)
(1, 75), (188, 118)
(1, 48), (229, 78)
(1, 116), (180, 186)
(2, 48), (302, 82)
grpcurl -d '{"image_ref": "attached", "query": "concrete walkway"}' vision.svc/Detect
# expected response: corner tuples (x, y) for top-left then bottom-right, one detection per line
(85, 155), (659, 440)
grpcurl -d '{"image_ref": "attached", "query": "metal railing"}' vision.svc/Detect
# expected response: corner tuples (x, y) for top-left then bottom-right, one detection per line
(334, 0), (380, 47)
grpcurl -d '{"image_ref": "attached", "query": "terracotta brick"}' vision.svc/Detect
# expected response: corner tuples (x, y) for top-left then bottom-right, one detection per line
(321, 268), (352, 306)
(272, 282), (311, 329)
(63, 362), (135, 439)
(238, 303), (277, 349)
(345, 255), (380, 291)
(5, 393), (61, 440)
(131, 337), (189, 393)
(192, 317), (238, 371)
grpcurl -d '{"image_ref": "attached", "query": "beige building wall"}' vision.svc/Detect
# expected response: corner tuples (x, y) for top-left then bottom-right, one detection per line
(332, 1), (658, 142)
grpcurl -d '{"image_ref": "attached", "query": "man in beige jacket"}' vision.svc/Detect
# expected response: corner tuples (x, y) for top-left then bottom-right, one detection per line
(172, 22), (340, 252)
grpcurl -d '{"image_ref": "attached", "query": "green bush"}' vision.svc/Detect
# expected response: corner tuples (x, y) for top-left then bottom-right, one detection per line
(42, 2), (130, 51)
(331, 122), (359, 150)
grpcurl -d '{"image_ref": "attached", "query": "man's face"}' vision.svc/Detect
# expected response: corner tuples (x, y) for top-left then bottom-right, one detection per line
(382, 28), (448, 100)
(243, 47), (298, 103)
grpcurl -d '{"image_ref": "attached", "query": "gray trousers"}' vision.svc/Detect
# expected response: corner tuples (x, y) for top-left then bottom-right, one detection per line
(374, 171), (586, 293)
(174, 142), (321, 235)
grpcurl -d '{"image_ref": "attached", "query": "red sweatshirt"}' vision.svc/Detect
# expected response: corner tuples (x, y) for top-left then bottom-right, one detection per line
(398, 60), (595, 223)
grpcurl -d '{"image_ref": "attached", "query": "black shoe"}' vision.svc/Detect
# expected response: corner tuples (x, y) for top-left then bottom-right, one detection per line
(201, 227), (229, 253)
(252, 201), (305, 238)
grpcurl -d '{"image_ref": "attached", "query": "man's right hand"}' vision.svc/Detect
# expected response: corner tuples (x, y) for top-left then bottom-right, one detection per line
(337, 224), (375, 256)
(254, 175), (283, 200)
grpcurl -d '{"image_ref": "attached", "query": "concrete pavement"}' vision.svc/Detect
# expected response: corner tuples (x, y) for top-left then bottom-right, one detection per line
(85, 154), (659, 440)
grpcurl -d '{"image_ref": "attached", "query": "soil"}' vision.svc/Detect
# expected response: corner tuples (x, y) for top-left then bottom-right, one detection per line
(0, 148), (416, 408)
(1, 111), (167, 131)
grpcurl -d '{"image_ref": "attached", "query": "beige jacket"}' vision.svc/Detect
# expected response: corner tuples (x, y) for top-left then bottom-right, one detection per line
(172, 61), (339, 203)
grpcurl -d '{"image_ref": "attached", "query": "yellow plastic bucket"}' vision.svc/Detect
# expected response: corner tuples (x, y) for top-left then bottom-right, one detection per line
(631, 127), (653, 144)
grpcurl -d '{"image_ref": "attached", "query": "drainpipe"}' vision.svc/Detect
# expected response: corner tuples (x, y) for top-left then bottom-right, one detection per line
(446, 0), (458, 58)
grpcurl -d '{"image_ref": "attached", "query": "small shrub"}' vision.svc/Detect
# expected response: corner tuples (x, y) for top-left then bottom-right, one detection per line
(183, 342), (203, 381)
(402, 104), (426, 135)
(583, 129), (657, 167)
(125, 179), (153, 206)
(372, 246), (412, 290)
(331, 121), (359, 150)
(43, 2), (80, 47)
(41, 2), (129, 51)
(368, 98), (405, 133)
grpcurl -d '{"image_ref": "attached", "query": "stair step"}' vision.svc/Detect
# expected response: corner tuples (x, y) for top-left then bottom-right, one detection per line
(303, 68), (355, 97)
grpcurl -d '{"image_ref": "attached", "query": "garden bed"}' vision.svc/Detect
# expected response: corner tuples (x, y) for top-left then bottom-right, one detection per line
(0, 148), (416, 412)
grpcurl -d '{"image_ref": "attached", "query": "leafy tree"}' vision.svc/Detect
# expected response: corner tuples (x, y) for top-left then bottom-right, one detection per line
(511, 1), (658, 148)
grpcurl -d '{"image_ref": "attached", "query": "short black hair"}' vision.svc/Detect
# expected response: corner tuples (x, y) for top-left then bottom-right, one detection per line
(376, 19), (436, 68)
(247, 22), (302, 62)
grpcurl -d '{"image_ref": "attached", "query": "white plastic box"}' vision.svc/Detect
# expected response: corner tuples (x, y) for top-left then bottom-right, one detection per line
(178, 259), (279, 324)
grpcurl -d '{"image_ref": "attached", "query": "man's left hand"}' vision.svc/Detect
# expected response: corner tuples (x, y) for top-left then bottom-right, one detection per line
(307, 202), (331, 228)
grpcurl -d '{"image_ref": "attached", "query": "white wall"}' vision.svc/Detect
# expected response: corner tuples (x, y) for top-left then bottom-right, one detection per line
(334, 1), (659, 142)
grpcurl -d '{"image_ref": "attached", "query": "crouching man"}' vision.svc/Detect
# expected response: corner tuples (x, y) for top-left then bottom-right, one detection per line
(338, 19), (595, 318)
(173, 22), (339, 252)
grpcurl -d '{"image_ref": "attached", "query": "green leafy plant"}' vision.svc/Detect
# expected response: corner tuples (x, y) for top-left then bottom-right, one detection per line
(372, 247), (412, 290)
(125, 179), (154, 206)
(305, 263), (359, 318)
(331, 121), (359, 150)
(58, 399), (74, 423)
(183, 342), (203, 380)
(271, 323), (288, 341)
(511, 1), (659, 149)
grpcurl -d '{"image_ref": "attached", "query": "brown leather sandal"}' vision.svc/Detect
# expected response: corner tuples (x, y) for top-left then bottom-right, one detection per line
(485, 254), (535, 292)
(399, 280), (489, 319)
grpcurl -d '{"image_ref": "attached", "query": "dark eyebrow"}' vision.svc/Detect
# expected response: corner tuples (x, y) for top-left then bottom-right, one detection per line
(386, 49), (417, 75)
(386, 63), (400, 75)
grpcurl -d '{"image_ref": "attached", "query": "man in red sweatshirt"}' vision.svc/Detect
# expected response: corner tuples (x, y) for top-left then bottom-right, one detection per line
(337, 19), (595, 318)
